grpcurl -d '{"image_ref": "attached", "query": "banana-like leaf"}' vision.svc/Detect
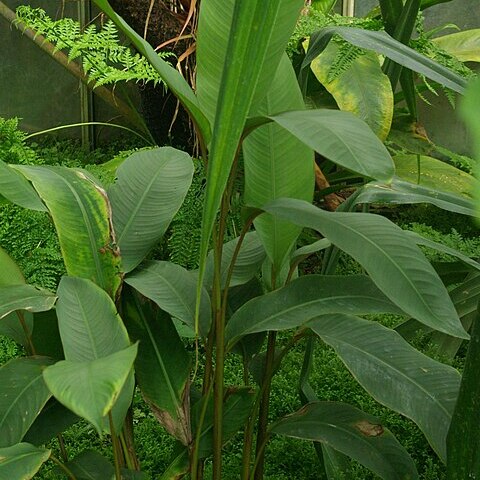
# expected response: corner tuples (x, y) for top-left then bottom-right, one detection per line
(122, 293), (191, 445)
(262, 198), (468, 339)
(43, 344), (138, 434)
(243, 55), (315, 271)
(55, 277), (135, 432)
(225, 275), (403, 347)
(91, 0), (210, 143)
(0, 285), (56, 320)
(0, 357), (53, 448)
(125, 261), (211, 337)
(393, 154), (477, 197)
(261, 109), (395, 182)
(0, 443), (50, 480)
(291, 238), (331, 263)
(433, 29), (480, 62)
(63, 451), (114, 480)
(302, 27), (468, 94)
(0, 160), (46, 212)
(310, 42), (393, 140)
(272, 401), (419, 480)
(203, 232), (266, 290)
(421, 0), (453, 8)
(353, 178), (476, 217)
(109, 148), (194, 273)
(0, 246), (25, 287)
(15, 165), (122, 298)
(196, 0), (304, 332)
(404, 230), (480, 272)
(31, 311), (64, 361)
(23, 400), (79, 447)
(309, 313), (461, 461)
(446, 314), (480, 478)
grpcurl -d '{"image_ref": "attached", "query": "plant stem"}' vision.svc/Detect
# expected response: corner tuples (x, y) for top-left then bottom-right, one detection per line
(109, 412), (123, 480)
(16, 311), (35, 356)
(254, 331), (277, 480)
(121, 409), (140, 470)
(57, 433), (69, 463)
(50, 455), (77, 480)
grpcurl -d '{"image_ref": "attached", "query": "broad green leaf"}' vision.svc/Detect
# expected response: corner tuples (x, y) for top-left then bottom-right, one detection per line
(196, 0), (304, 333)
(23, 400), (78, 447)
(0, 161), (46, 212)
(447, 314), (480, 478)
(0, 357), (53, 448)
(203, 232), (266, 290)
(243, 55), (315, 271)
(43, 344), (138, 434)
(31, 311), (64, 361)
(291, 238), (332, 263)
(263, 198), (468, 338)
(310, 42), (393, 140)
(403, 230), (480, 273)
(63, 451), (114, 480)
(311, 0), (337, 14)
(55, 277), (134, 432)
(159, 450), (189, 480)
(303, 27), (468, 94)
(309, 313), (461, 461)
(108, 148), (194, 273)
(354, 178), (476, 217)
(266, 109), (395, 182)
(122, 293), (191, 445)
(393, 154), (476, 197)
(421, 0), (453, 8)
(272, 401), (419, 480)
(125, 261), (211, 337)
(91, 0), (210, 143)
(0, 285), (56, 320)
(225, 275), (403, 347)
(56, 277), (130, 361)
(0, 443), (50, 480)
(15, 165), (122, 297)
(433, 29), (480, 63)
(0, 246), (25, 286)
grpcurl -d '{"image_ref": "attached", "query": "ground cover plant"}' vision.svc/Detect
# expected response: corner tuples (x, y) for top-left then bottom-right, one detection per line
(0, 1), (480, 479)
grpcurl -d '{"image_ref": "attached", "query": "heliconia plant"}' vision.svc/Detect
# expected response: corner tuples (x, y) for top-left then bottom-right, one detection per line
(0, 1), (478, 479)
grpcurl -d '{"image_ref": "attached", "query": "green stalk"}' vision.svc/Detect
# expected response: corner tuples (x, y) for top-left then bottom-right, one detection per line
(254, 331), (277, 480)
(50, 455), (77, 480)
(109, 412), (123, 480)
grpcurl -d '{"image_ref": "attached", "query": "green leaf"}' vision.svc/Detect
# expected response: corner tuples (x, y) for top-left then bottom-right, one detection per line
(122, 292), (191, 445)
(0, 161), (46, 212)
(43, 344), (138, 434)
(56, 277), (130, 361)
(0, 285), (56, 320)
(196, 0), (304, 331)
(55, 276), (134, 432)
(310, 42), (394, 140)
(0, 443), (50, 480)
(0, 357), (53, 448)
(433, 29), (480, 63)
(291, 238), (332, 263)
(311, 0), (337, 14)
(263, 198), (468, 339)
(108, 148), (194, 273)
(243, 55), (315, 271)
(23, 400), (79, 447)
(393, 154), (477, 197)
(91, 0), (210, 143)
(0, 312), (33, 348)
(309, 313), (461, 461)
(204, 232), (266, 290)
(447, 314), (480, 478)
(63, 451), (114, 480)
(266, 109), (395, 182)
(378, 0), (403, 33)
(31, 311), (64, 361)
(354, 178), (476, 217)
(15, 165), (122, 297)
(272, 401), (419, 480)
(0, 246), (25, 286)
(303, 27), (467, 94)
(226, 275), (403, 347)
(125, 261), (211, 337)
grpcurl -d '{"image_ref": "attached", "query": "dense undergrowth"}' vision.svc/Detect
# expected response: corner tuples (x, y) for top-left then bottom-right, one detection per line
(0, 120), (477, 478)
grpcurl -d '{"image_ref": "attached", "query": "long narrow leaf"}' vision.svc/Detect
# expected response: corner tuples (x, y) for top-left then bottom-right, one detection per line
(263, 198), (468, 338)
(309, 313), (461, 461)
(302, 27), (467, 94)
